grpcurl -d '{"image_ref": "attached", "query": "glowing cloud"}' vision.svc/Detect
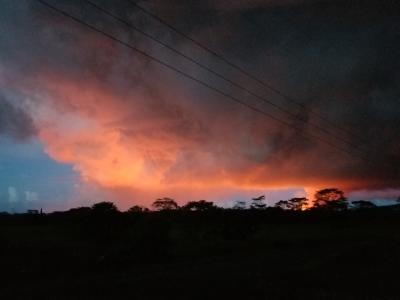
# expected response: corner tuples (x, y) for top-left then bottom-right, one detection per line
(0, 0), (399, 207)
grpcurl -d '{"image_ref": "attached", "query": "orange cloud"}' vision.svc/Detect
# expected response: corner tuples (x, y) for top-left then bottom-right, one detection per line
(1, 0), (399, 208)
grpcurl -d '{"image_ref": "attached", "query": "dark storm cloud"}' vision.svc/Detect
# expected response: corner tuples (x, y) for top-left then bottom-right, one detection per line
(0, 96), (36, 140)
(161, 0), (400, 189)
(0, 0), (399, 195)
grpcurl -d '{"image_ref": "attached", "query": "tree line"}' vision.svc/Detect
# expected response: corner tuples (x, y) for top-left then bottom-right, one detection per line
(78, 188), (380, 215)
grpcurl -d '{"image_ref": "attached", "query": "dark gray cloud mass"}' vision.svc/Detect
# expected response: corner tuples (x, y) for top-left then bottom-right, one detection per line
(0, 96), (36, 140)
(0, 0), (399, 197)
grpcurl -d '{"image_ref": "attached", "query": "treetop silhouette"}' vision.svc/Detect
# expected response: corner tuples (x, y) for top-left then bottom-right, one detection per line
(152, 198), (179, 211)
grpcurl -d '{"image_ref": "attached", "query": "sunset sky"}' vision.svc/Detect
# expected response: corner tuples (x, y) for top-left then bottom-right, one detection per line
(0, 0), (399, 212)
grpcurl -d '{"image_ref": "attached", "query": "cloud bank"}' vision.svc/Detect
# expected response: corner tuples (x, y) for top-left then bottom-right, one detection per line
(0, 0), (399, 205)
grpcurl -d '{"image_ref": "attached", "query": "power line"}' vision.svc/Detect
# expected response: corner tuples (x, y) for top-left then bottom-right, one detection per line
(34, 0), (366, 161)
(124, 0), (367, 147)
(33, 0), (368, 161)
(83, 0), (366, 156)
(242, 13), (373, 142)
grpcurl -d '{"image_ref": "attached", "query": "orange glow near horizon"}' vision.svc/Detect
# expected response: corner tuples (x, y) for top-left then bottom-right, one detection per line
(7, 72), (393, 207)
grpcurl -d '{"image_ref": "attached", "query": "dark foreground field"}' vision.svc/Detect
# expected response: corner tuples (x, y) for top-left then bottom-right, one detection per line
(1, 207), (400, 300)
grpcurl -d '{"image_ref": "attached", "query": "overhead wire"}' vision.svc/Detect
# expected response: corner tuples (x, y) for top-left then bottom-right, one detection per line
(124, 0), (368, 147)
(33, 0), (369, 162)
(82, 0), (367, 155)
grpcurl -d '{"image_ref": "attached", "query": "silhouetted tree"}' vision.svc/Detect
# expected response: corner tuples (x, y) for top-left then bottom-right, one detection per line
(233, 200), (246, 210)
(182, 200), (217, 211)
(274, 198), (308, 210)
(67, 206), (91, 215)
(287, 197), (309, 211)
(127, 205), (149, 213)
(313, 188), (348, 211)
(152, 198), (179, 211)
(91, 202), (119, 214)
(351, 200), (376, 209)
(274, 200), (290, 210)
(250, 195), (266, 210)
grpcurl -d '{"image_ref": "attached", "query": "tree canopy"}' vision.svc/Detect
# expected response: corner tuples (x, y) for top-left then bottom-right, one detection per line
(152, 198), (179, 211)
(313, 188), (348, 211)
(182, 200), (217, 211)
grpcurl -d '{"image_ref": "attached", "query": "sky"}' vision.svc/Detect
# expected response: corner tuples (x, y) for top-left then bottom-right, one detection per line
(0, 0), (399, 211)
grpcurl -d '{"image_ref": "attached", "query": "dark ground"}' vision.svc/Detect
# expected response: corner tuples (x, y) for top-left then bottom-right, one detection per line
(1, 207), (400, 300)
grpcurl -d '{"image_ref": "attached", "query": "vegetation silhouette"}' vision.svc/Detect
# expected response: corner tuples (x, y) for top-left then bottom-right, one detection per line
(233, 200), (247, 210)
(351, 200), (377, 209)
(181, 200), (218, 211)
(313, 188), (348, 211)
(152, 197), (179, 211)
(1, 187), (400, 300)
(127, 205), (149, 214)
(91, 201), (119, 214)
(250, 195), (266, 209)
(275, 197), (308, 210)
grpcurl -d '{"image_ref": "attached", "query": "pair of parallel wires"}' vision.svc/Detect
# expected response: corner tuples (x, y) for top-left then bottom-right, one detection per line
(33, 0), (372, 162)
